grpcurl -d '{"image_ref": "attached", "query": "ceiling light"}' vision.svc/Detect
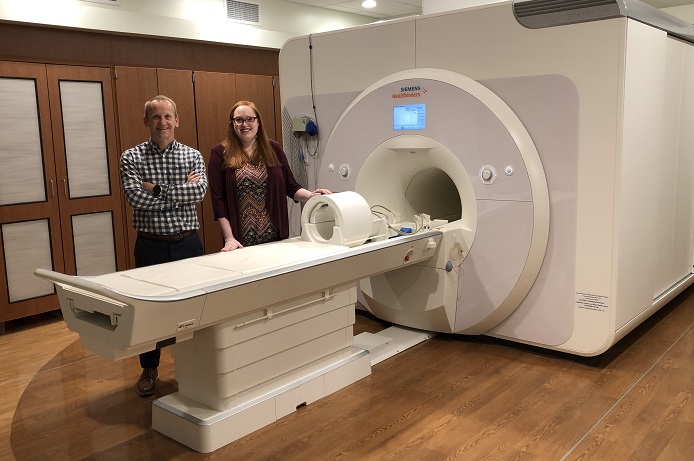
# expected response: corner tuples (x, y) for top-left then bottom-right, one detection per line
(362, 0), (376, 8)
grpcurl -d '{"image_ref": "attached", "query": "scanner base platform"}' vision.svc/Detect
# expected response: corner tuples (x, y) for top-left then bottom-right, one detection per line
(152, 349), (370, 453)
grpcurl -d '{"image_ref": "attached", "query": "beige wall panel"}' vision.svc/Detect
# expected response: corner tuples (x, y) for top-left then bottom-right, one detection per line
(72, 212), (117, 276)
(3, 220), (55, 302)
(0, 78), (45, 205)
(60, 81), (110, 198)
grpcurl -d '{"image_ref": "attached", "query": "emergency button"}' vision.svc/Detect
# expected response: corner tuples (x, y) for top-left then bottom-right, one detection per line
(479, 165), (496, 184)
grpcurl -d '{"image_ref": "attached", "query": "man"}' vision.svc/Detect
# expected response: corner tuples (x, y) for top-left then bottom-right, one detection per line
(120, 95), (208, 396)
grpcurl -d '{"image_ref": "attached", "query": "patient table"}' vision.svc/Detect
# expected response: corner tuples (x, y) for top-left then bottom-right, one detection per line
(35, 192), (442, 452)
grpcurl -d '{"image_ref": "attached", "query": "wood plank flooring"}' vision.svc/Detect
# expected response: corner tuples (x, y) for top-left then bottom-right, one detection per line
(1, 288), (694, 460)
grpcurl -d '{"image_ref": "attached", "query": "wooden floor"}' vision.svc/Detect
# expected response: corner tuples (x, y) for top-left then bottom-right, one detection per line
(2, 289), (694, 461)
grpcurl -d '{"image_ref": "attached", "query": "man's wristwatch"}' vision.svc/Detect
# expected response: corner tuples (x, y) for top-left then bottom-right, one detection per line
(152, 184), (161, 197)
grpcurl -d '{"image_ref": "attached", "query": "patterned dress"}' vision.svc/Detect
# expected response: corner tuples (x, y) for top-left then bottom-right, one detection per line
(236, 161), (279, 246)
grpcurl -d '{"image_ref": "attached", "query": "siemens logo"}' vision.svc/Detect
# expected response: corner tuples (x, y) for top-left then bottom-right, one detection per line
(177, 319), (196, 331)
(401, 86), (421, 92)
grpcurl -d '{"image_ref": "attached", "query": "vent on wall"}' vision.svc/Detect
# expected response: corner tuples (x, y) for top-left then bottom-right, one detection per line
(226, 0), (260, 25)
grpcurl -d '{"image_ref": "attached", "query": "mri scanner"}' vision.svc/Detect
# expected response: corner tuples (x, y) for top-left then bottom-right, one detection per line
(281, 0), (694, 354)
(34, 0), (694, 453)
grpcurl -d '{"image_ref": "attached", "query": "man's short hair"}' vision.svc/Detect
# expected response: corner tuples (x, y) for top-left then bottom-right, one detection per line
(144, 95), (178, 119)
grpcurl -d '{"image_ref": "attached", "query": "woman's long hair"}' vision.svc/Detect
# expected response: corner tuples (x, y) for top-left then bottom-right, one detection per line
(221, 101), (278, 169)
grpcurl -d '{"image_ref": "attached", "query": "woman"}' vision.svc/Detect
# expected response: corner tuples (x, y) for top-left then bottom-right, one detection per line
(208, 101), (331, 251)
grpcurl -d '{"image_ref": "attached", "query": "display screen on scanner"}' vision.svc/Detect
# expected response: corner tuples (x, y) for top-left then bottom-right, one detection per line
(393, 103), (425, 130)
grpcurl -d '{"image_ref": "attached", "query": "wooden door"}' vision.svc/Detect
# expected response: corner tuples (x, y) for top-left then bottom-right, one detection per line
(46, 65), (126, 277)
(193, 71), (238, 254)
(0, 61), (64, 321)
(112, 66), (158, 268)
(193, 72), (280, 253)
(114, 67), (200, 267)
(236, 74), (277, 141)
(157, 69), (196, 147)
(273, 75), (283, 146)
(113, 70), (281, 258)
(157, 69), (205, 250)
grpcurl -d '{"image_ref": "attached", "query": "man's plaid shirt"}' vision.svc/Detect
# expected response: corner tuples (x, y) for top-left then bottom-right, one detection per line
(120, 139), (208, 235)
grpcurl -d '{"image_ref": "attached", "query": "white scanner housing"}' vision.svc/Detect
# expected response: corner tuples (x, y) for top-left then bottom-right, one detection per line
(279, 0), (694, 356)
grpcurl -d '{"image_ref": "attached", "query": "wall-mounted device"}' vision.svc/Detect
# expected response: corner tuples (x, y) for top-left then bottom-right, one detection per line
(292, 115), (318, 137)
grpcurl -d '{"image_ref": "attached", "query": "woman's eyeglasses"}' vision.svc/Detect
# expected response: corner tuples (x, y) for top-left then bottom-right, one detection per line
(232, 116), (258, 125)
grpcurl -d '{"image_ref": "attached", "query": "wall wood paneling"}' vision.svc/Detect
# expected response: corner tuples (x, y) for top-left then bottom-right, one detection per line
(0, 23), (279, 76)
(274, 76), (283, 147)
(112, 67), (158, 268)
(192, 72), (282, 252)
(193, 71), (239, 253)
(0, 23), (281, 315)
(114, 67), (206, 266)
(236, 74), (279, 141)
(114, 69), (282, 259)
(157, 69), (205, 255)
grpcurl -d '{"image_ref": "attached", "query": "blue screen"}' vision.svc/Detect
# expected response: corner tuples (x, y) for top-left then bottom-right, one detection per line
(393, 104), (426, 130)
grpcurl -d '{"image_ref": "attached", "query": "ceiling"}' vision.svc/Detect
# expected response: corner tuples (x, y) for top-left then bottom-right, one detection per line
(285, 0), (693, 20)
(285, 0), (422, 19)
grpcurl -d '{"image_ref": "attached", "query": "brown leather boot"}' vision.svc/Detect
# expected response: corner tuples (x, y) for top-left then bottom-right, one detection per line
(136, 368), (158, 396)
